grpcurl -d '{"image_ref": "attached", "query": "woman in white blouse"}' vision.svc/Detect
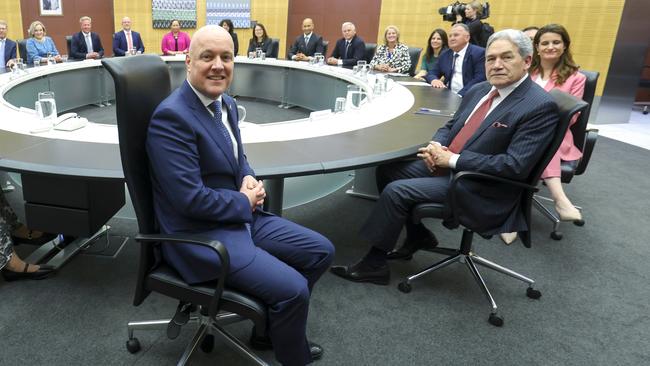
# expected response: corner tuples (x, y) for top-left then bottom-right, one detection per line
(370, 25), (411, 74)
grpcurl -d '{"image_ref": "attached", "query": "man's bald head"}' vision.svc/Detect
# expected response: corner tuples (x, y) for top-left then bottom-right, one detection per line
(186, 25), (235, 99)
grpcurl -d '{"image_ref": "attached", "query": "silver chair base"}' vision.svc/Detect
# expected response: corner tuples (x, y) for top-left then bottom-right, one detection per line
(533, 194), (584, 240)
(126, 310), (269, 366)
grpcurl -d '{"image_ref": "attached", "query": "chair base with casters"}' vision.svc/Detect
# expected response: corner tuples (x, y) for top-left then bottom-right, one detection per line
(532, 194), (584, 240)
(398, 202), (541, 327)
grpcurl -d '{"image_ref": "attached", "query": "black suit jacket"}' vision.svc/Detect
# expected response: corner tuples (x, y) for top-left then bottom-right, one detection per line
(434, 77), (559, 235)
(330, 35), (365, 67)
(70, 31), (104, 60)
(287, 33), (324, 59)
(2, 38), (17, 66)
(247, 38), (273, 55)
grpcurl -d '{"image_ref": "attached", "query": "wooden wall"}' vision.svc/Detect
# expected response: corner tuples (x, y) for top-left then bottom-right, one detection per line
(0, 0), (23, 41)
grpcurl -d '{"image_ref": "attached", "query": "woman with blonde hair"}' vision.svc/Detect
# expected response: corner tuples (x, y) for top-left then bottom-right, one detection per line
(370, 25), (411, 74)
(25, 20), (61, 64)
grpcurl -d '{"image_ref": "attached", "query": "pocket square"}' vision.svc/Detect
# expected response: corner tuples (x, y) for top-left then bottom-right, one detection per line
(492, 122), (509, 128)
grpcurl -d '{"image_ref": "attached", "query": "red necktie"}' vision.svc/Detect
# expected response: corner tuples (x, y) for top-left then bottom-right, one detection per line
(448, 89), (500, 153)
(126, 31), (133, 51)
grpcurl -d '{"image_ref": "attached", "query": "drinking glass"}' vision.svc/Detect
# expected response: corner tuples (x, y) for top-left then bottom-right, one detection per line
(248, 51), (256, 59)
(346, 85), (368, 109)
(34, 59), (40, 68)
(334, 97), (346, 113)
(35, 91), (58, 128)
(130, 47), (137, 56)
(61, 54), (68, 63)
(255, 48), (263, 58)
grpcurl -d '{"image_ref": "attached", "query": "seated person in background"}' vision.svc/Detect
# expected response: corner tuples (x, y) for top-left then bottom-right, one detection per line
(161, 19), (191, 55)
(522, 26), (539, 42)
(70, 16), (104, 60)
(500, 23), (586, 245)
(330, 29), (559, 284)
(288, 18), (325, 61)
(147, 25), (334, 365)
(25, 20), (61, 65)
(456, 1), (485, 47)
(1, 191), (55, 281)
(219, 19), (239, 56)
(425, 23), (485, 97)
(1, 20), (17, 69)
(246, 23), (273, 56)
(327, 22), (365, 67)
(414, 28), (448, 80)
(113, 16), (145, 56)
(370, 25), (411, 74)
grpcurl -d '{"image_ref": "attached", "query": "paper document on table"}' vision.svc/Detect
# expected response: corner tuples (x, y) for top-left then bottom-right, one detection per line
(397, 81), (430, 86)
(414, 107), (455, 117)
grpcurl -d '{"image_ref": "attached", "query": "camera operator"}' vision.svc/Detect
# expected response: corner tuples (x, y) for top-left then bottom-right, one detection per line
(454, 1), (484, 47)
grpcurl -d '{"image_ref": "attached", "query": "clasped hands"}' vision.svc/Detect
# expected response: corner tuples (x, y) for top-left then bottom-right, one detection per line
(417, 142), (452, 173)
(240, 175), (266, 211)
(374, 64), (395, 73)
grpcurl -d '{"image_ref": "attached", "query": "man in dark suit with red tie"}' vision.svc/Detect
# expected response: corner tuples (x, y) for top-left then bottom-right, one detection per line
(327, 22), (365, 67)
(147, 25), (334, 365)
(288, 18), (325, 61)
(331, 29), (560, 285)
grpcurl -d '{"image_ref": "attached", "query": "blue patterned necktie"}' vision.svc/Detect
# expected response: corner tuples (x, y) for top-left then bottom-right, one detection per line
(448, 53), (459, 88)
(210, 101), (233, 154)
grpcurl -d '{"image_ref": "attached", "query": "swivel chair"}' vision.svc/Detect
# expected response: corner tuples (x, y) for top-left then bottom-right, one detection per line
(16, 39), (27, 61)
(407, 47), (422, 76)
(269, 38), (279, 58)
(65, 35), (72, 56)
(364, 42), (377, 63)
(533, 70), (600, 240)
(322, 40), (329, 57)
(399, 90), (588, 327)
(101, 55), (269, 365)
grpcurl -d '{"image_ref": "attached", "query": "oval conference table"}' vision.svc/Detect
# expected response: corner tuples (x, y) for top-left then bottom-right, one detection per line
(0, 56), (461, 268)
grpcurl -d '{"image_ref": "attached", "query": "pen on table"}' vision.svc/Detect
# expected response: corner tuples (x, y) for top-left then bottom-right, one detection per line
(420, 107), (441, 113)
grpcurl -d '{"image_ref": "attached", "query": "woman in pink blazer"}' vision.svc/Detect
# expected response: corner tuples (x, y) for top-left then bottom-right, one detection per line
(501, 24), (586, 245)
(161, 19), (191, 55)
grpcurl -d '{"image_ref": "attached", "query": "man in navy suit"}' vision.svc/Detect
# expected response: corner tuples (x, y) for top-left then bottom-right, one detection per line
(331, 29), (559, 284)
(70, 16), (104, 60)
(146, 25), (334, 365)
(326, 22), (365, 67)
(288, 18), (325, 61)
(426, 23), (486, 96)
(113, 17), (144, 56)
(0, 20), (17, 70)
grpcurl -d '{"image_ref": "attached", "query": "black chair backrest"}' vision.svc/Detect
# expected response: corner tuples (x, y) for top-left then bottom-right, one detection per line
(571, 70), (599, 152)
(364, 42), (377, 62)
(407, 47), (422, 76)
(102, 55), (172, 304)
(269, 38), (279, 58)
(17, 39), (27, 60)
(65, 35), (72, 55)
(322, 40), (329, 57)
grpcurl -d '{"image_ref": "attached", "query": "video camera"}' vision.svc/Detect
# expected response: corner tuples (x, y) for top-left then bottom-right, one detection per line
(438, 1), (490, 22)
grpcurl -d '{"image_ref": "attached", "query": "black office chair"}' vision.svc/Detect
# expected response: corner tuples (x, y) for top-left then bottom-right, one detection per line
(322, 40), (329, 57)
(65, 35), (72, 56)
(269, 38), (279, 58)
(17, 39), (27, 60)
(101, 55), (269, 366)
(399, 90), (588, 327)
(364, 42), (377, 63)
(407, 47), (422, 76)
(533, 70), (600, 240)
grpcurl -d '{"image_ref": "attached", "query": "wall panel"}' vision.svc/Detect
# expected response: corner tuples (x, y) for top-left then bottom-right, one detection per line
(1, 0), (23, 41)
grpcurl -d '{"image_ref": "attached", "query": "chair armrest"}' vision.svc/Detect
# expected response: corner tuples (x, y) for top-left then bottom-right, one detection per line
(575, 129), (598, 175)
(447, 171), (538, 225)
(135, 233), (230, 319)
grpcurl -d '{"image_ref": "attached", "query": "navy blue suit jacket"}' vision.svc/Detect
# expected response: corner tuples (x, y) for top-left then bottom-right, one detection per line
(70, 31), (104, 60)
(425, 43), (486, 96)
(287, 33), (325, 58)
(434, 77), (559, 234)
(112, 30), (144, 56)
(2, 38), (17, 66)
(147, 81), (268, 284)
(330, 35), (365, 67)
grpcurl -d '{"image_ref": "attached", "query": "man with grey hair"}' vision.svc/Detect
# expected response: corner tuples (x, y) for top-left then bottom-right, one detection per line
(426, 23), (486, 96)
(70, 16), (104, 60)
(331, 29), (559, 284)
(327, 22), (365, 67)
(0, 20), (17, 69)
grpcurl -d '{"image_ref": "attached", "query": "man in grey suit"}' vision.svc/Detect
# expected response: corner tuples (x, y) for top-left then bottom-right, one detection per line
(331, 29), (560, 285)
(288, 18), (325, 61)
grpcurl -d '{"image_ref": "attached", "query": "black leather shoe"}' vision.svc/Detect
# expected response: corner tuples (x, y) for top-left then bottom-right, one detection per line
(1, 263), (55, 282)
(330, 260), (390, 285)
(249, 331), (324, 360)
(386, 233), (439, 260)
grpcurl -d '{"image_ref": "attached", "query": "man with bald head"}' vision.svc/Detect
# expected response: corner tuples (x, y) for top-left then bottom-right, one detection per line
(113, 16), (144, 56)
(146, 25), (334, 365)
(327, 22), (365, 67)
(425, 23), (486, 96)
(288, 18), (325, 61)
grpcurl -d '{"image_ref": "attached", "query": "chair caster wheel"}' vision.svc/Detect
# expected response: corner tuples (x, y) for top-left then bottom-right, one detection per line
(488, 313), (504, 327)
(200, 334), (214, 353)
(126, 338), (141, 354)
(526, 287), (542, 299)
(398, 282), (412, 293)
(573, 219), (585, 227)
(550, 231), (563, 240)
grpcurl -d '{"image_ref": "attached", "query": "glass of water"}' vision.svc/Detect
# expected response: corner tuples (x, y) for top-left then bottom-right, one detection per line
(61, 54), (68, 63)
(35, 91), (58, 126)
(346, 85), (368, 109)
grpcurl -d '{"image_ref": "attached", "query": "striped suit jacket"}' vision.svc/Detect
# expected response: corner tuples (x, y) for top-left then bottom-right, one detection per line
(433, 77), (559, 235)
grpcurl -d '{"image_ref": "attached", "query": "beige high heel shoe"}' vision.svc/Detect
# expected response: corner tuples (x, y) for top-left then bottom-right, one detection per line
(499, 232), (518, 245)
